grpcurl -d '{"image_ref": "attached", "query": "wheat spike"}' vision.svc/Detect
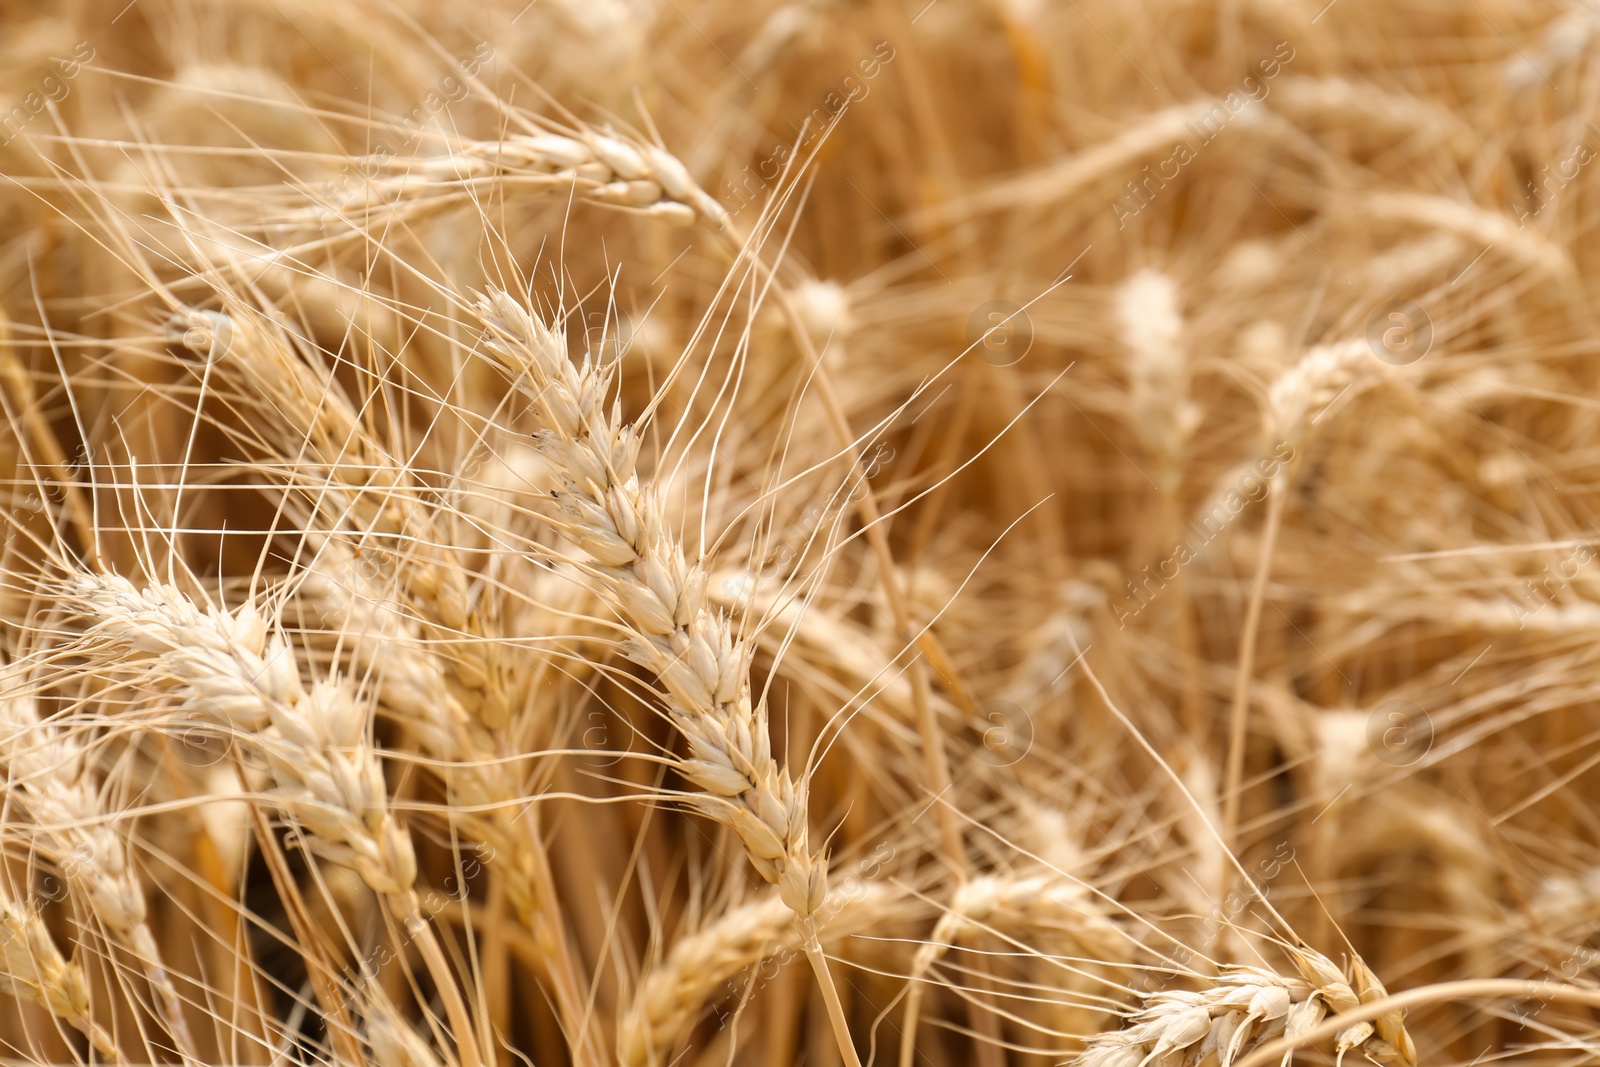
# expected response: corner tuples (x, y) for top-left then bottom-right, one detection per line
(0, 672), (196, 1056)
(476, 288), (828, 917)
(167, 304), (517, 732)
(65, 573), (417, 897)
(1075, 947), (1416, 1067)
(60, 572), (496, 1067)
(298, 124), (726, 228)
(1361, 192), (1572, 280)
(0, 890), (120, 1059)
(901, 871), (1131, 1067)
(1116, 268), (1198, 481)
(1264, 339), (1379, 449)
(619, 878), (900, 1066)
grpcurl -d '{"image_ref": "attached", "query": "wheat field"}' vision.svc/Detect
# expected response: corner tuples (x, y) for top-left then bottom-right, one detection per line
(0, 0), (1597, 1064)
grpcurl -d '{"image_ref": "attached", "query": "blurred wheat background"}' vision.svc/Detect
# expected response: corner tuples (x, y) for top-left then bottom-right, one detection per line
(0, 0), (1598, 1064)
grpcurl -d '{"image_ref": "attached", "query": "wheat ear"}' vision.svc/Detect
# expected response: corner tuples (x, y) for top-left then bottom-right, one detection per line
(931, 97), (1291, 221)
(1116, 268), (1197, 485)
(477, 287), (868, 1064)
(899, 872), (1130, 1067)
(0, 674), (196, 1058)
(1360, 192), (1572, 281)
(297, 541), (604, 1067)
(1075, 946), (1415, 1067)
(297, 123), (727, 228)
(63, 573), (484, 1067)
(362, 983), (449, 1067)
(295, 540), (528, 894)
(475, 289), (827, 916)
(619, 878), (900, 1067)
(1263, 339), (1384, 450)
(1268, 77), (1475, 156)
(0, 887), (122, 1060)
(170, 303), (600, 1061)
(167, 306), (516, 733)
(65, 575), (417, 897)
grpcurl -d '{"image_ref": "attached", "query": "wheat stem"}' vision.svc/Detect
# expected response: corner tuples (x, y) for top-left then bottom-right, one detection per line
(804, 936), (864, 1067)
(1221, 485), (1285, 861)
(396, 892), (482, 1067)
